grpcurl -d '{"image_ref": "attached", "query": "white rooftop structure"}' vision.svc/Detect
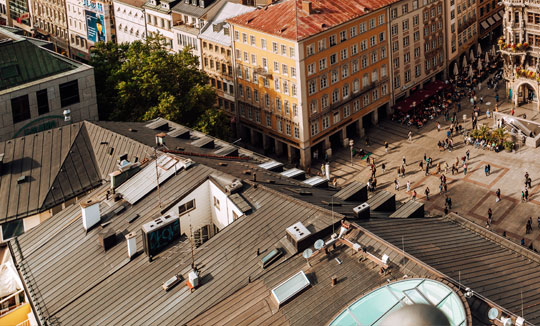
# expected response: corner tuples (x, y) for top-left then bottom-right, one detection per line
(199, 2), (255, 46)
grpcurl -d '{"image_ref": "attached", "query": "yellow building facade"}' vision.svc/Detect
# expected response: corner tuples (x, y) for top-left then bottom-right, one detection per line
(229, 1), (392, 168)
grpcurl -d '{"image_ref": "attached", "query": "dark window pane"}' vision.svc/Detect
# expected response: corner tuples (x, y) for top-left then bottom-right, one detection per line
(11, 95), (30, 124)
(59, 80), (80, 107)
(36, 89), (49, 115)
(2, 219), (24, 240)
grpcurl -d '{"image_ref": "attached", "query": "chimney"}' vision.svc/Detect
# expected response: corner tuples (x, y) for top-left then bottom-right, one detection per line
(126, 232), (137, 259)
(302, 0), (312, 14)
(80, 199), (101, 231)
(155, 132), (166, 146)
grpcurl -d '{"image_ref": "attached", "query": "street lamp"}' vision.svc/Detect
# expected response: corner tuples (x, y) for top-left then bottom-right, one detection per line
(349, 139), (354, 166)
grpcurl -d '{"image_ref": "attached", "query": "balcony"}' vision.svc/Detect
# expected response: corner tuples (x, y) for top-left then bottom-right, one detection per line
(254, 67), (272, 78)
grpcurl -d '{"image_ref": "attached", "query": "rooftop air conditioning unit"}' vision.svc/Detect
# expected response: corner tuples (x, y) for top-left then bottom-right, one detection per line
(353, 202), (370, 219)
(286, 222), (312, 252)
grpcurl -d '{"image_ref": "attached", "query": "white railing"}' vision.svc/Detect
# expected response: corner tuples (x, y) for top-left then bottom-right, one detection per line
(16, 319), (31, 326)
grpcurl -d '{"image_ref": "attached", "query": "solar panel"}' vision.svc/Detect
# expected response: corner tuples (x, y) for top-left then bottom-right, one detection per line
(117, 154), (192, 204)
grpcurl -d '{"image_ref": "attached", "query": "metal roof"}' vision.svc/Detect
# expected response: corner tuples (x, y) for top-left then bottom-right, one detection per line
(280, 168), (305, 179)
(0, 121), (152, 224)
(303, 176), (327, 187)
(228, 0), (399, 41)
(358, 214), (540, 325)
(0, 38), (79, 91)
(258, 160), (283, 170)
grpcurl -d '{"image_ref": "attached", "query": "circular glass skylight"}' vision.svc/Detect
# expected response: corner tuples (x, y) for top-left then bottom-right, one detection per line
(329, 278), (467, 326)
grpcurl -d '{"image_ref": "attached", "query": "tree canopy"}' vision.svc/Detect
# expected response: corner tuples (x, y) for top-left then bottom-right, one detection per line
(90, 35), (230, 138)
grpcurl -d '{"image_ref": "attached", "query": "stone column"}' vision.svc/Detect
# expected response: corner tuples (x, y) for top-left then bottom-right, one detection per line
(356, 118), (365, 137)
(275, 138), (283, 156)
(299, 147), (311, 171)
(371, 109), (379, 125)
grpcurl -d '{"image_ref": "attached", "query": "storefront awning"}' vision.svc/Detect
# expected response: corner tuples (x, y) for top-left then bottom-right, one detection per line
(487, 17), (495, 25)
(493, 12), (501, 21)
(481, 21), (490, 29)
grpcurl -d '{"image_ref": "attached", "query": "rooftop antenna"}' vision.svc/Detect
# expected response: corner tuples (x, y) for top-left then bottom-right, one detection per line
(331, 195), (335, 235)
(154, 147), (163, 210)
(521, 289), (524, 317)
(189, 220), (196, 269)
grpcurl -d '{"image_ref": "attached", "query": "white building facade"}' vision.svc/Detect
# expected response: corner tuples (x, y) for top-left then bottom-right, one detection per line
(113, 0), (146, 43)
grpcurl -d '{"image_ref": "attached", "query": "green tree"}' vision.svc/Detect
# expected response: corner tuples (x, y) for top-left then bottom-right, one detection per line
(90, 35), (228, 138)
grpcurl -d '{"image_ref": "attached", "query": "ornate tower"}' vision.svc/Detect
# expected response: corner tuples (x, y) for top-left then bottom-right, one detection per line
(501, 0), (540, 111)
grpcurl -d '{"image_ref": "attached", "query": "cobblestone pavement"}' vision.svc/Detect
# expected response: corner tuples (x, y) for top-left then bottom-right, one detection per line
(318, 78), (540, 250)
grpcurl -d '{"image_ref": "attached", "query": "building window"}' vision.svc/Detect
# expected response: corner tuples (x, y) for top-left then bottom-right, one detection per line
(59, 80), (80, 107)
(36, 89), (49, 115)
(322, 115), (330, 129)
(311, 122), (319, 135)
(213, 196), (220, 210)
(333, 111), (340, 124)
(178, 199), (196, 216)
(11, 95), (30, 124)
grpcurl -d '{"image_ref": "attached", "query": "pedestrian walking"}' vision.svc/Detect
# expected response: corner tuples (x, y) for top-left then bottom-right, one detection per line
(425, 187), (430, 200)
(408, 131), (413, 142)
(487, 164), (491, 175)
(444, 183), (448, 193)
(488, 208), (493, 226)
(436, 162), (441, 174)
(425, 165), (430, 176)
(521, 190), (525, 202)
(402, 156), (406, 166)
(401, 165), (405, 177)
(412, 190), (417, 201)
(439, 182), (443, 194)
(385, 141), (389, 153)
(381, 163), (386, 173)
(463, 163), (468, 175)
(511, 107), (515, 116)
(525, 189), (529, 202)
(466, 150), (470, 161)
(496, 188), (501, 202)
(437, 122), (441, 132)
(394, 178), (400, 190)
(407, 181), (411, 192)
(446, 195), (452, 209)
(484, 165), (489, 176)
(397, 166), (401, 178)
(445, 162), (449, 174)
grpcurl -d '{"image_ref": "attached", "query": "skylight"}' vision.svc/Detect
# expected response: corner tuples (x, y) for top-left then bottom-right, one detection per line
(271, 270), (311, 306)
(330, 279), (467, 326)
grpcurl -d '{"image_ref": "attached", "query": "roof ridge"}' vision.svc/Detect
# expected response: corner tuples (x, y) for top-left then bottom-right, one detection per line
(39, 123), (88, 210)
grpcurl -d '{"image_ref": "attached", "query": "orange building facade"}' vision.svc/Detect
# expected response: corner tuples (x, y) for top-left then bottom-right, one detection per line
(229, 0), (393, 168)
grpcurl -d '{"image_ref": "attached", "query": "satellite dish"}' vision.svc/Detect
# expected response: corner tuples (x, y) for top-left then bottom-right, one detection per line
(314, 239), (324, 250)
(488, 308), (499, 320)
(302, 248), (313, 259)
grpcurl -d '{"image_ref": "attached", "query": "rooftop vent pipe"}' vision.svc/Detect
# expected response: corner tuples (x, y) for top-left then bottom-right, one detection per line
(126, 232), (137, 259)
(81, 199), (101, 231)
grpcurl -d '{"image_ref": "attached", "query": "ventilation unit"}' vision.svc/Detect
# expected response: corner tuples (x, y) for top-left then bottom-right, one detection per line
(286, 222), (312, 252)
(126, 232), (137, 259)
(353, 203), (370, 219)
(141, 214), (181, 257)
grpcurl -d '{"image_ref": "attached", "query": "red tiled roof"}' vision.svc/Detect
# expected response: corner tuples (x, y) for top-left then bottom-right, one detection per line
(228, 0), (398, 41)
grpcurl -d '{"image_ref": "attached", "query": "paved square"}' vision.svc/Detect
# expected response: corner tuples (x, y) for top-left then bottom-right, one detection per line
(316, 84), (540, 250)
